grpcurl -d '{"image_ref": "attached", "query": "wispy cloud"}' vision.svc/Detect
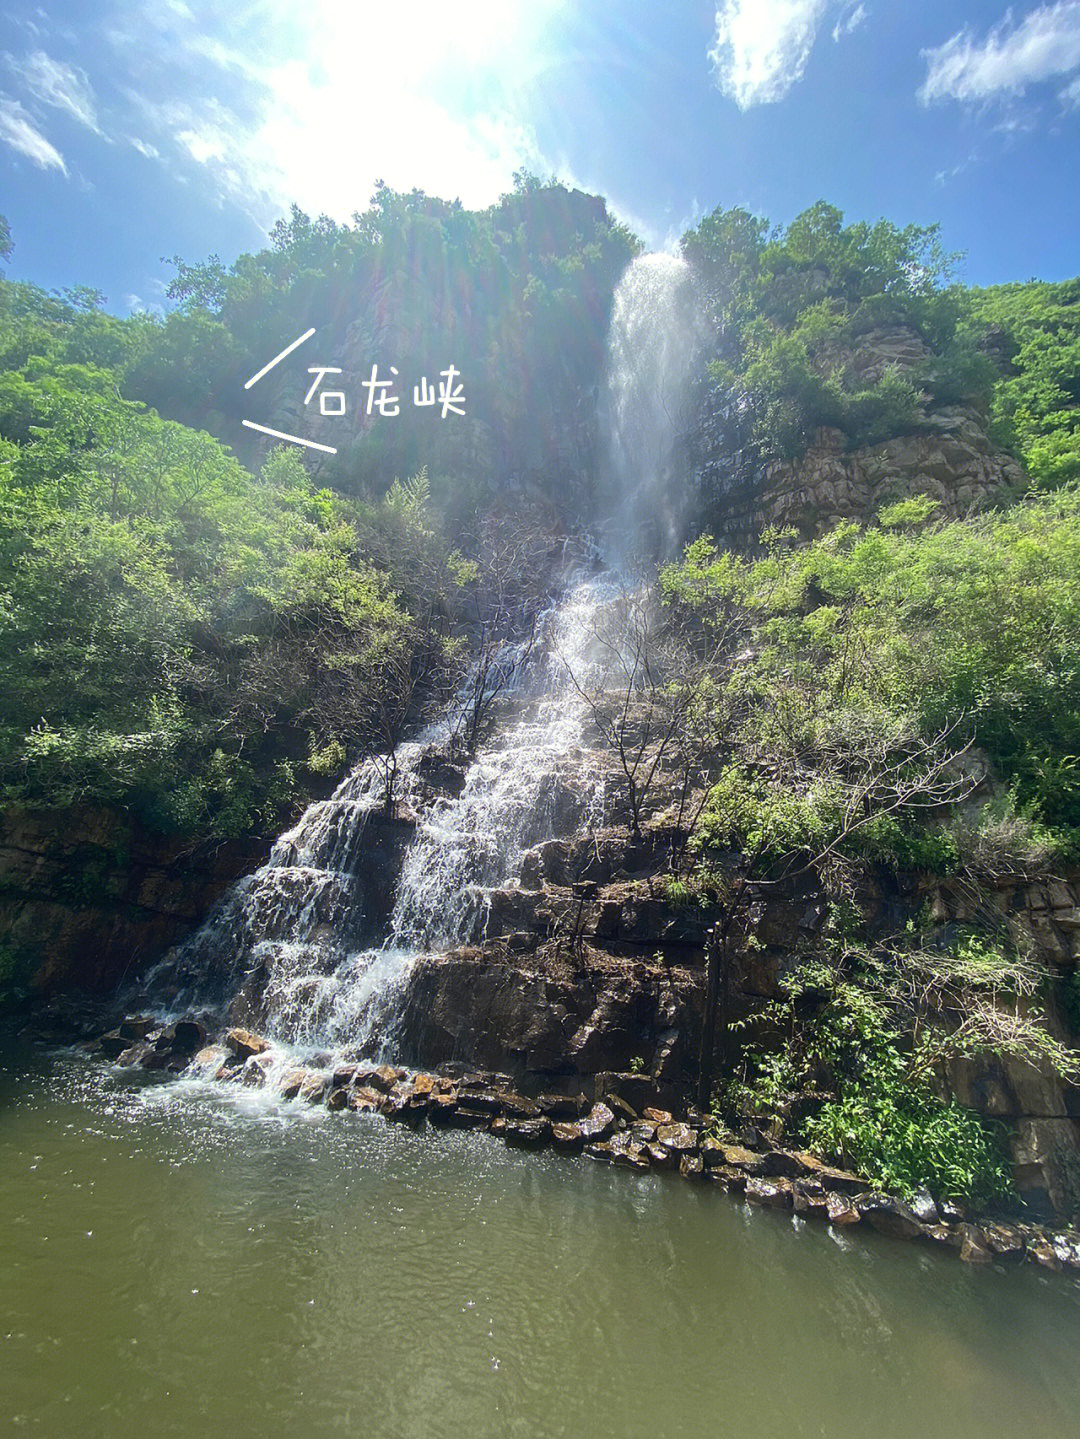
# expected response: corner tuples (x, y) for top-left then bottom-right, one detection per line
(920, 2), (1080, 105)
(0, 95), (67, 172)
(832, 4), (867, 44)
(709, 1), (862, 109)
(17, 49), (101, 133)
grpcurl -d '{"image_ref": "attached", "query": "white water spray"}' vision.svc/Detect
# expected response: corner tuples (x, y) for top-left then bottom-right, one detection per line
(599, 252), (703, 562)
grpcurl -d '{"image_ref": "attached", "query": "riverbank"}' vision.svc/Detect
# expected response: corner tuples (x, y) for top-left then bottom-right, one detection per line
(46, 1007), (1080, 1278)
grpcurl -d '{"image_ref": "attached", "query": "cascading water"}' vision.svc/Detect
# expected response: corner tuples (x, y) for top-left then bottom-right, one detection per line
(599, 251), (704, 563)
(145, 252), (696, 1075)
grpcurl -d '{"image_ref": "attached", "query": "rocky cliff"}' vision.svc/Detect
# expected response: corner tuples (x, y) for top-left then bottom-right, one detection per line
(697, 324), (1026, 546)
(0, 806), (269, 998)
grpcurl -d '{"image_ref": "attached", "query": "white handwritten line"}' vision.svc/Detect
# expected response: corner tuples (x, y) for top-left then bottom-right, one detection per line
(242, 420), (337, 454)
(243, 328), (316, 389)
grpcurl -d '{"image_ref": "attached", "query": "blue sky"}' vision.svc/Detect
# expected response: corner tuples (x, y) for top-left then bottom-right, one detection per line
(1, 1), (1078, 314)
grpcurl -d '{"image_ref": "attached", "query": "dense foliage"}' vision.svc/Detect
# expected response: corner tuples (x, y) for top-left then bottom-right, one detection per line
(0, 178), (635, 837)
(681, 200), (998, 468)
(968, 278), (1080, 489)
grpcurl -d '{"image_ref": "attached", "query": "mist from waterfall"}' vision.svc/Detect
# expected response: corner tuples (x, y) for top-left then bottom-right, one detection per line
(599, 251), (704, 564)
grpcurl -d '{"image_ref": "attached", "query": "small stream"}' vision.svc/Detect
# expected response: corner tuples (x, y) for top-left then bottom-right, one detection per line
(3, 1041), (1080, 1439)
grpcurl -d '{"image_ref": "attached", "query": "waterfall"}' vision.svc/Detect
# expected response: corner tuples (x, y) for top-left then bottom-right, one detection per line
(599, 252), (703, 564)
(144, 252), (697, 1071)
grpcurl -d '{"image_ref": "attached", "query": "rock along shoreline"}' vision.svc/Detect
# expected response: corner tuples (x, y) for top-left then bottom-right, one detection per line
(69, 1012), (1080, 1277)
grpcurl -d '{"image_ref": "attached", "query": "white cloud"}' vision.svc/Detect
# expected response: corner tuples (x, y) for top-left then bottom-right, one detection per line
(129, 136), (160, 159)
(18, 49), (100, 132)
(1063, 72), (1080, 104)
(710, 1), (846, 108)
(0, 95), (67, 172)
(920, 2), (1080, 105)
(113, 1), (559, 228)
(832, 4), (867, 43)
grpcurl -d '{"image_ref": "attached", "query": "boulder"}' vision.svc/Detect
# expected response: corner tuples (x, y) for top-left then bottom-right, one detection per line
(349, 1086), (384, 1113)
(226, 1028), (270, 1060)
(551, 1121), (585, 1151)
(857, 1194), (926, 1241)
(298, 1073), (327, 1104)
(326, 1087), (349, 1111)
(655, 1123), (697, 1153)
(579, 1102), (616, 1141)
(98, 1031), (130, 1061)
(958, 1225), (993, 1264)
(825, 1193), (861, 1225)
(504, 1119), (551, 1149)
(745, 1177), (794, 1210)
(118, 1016), (156, 1041)
(679, 1154), (705, 1180)
(277, 1068), (308, 1100)
(537, 1093), (585, 1119)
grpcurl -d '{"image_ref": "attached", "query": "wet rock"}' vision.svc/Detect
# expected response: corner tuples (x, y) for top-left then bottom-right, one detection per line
(427, 1091), (460, 1123)
(769, 1151), (867, 1193)
(630, 1120), (657, 1145)
(117, 1042), (149, 1067)
(584, 1141), (615, 1163)
(277, 1068), (307, 1099)
(504, 1118), (550, 1149)
(648, 1143), (677, 1170)
(537, 1093), (584, 1120)
(699, 1136), (723, 1168)
(242, 1055), (271, 1088)
(1027, 1236), (1063, 1272)
(456, 1086), (504, 1115)
(908, 1187), (940, 1226)
(984, 1223), (1025, 1258)
(679, 1154), (705, 1180)
(326, 1087), (349, 1111)
(600, 1093), (639, 1123)
(368, 1064), (406, 1093)
(441, 1108), (489, 1130)
(792, 1185), (830, 1221)
(193, 1044), (229, 1071)
(655, 1123), (697, 1154)
(99, 1031), (131, 1061)
(298, 1073), (327, 1104)
(745, 1177), (794, 1210)
(118, 1015), (156, 1042)
(922, 1223), (960, 1247)
(332, 1064), (358, 1088)
(349, 1086), (383, 1113)
(410, 1073), (437, 1097)
(825, 1193), (861, 1225)
(643, 1107), (673, 1125)
(958, 1224), (993, 1264)
(226, 1028), (270, 1060)
(716, 1144), (767, 1176)
(578, 1102), (616, 1141)
(857, 1194), (926, 1241)
(609, 1135), (650, 1171)
(551, 1121), (585, 1151)
(170, 1019), (206, 1053)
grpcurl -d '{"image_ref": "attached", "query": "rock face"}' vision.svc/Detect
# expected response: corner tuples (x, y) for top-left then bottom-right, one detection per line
(696, 324), (1026, 546)
(0, 804), (269, 996)
(715, 414), (1024, 547)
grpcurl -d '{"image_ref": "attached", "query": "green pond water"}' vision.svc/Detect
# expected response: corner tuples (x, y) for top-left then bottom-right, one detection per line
(3, 1041), (1080, 1439)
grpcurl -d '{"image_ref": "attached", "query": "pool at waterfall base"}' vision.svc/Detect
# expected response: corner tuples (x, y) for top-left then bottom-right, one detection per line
(3, 1038), (1080, 1439)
